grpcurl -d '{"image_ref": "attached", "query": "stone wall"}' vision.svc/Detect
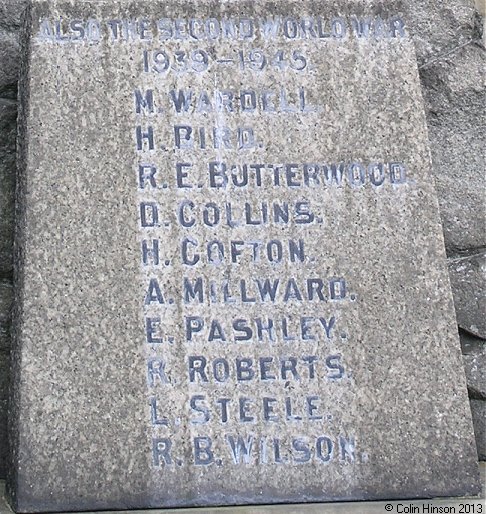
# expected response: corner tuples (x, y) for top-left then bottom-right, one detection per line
(0, 0), (484, 478)
(0, 0), (24, 478)
(411, 0), (486, 460)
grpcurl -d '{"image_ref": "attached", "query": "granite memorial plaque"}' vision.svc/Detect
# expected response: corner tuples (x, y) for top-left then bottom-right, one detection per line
(8, 0), (480, 512)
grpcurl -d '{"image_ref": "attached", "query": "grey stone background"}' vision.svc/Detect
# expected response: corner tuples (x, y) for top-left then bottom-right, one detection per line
(0, 0), (484, 480)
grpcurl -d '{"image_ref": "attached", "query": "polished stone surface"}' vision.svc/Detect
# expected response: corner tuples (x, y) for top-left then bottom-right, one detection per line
(8, 0), (480, 512)
(1, 463), (485, 514)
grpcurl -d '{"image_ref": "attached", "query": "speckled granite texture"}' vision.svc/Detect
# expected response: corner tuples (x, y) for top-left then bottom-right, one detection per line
(0, 0), (484, 484)
(0, 466), (484, 514)
(6, 0), (480, 512)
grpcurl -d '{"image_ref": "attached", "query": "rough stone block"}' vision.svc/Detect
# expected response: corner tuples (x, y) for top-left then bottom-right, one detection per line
(8, 1), (480, 512)
(0, 280), (13, 352)
(403, 0), (478, 66)
(0, 32), (21, 97)
(0, 99), (17, 277)
(470, 400), (486, 460)
(0, 350), (9, 478)
(461, 331), (486, 399)
(474, 0), (485, 44)
(421, 44), (486, 252)
(0, 0), (29, 30)
(449, 252), (486, 339)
